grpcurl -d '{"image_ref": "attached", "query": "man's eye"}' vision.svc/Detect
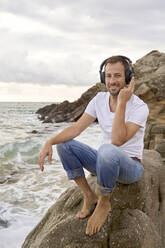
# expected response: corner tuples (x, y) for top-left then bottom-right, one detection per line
(105, 75), (111, 78)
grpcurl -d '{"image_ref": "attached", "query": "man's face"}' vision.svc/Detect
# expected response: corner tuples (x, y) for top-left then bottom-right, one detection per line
(105, 62), (126, 96)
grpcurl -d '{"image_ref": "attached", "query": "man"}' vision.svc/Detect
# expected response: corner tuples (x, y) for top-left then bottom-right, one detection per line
(39, 56), (149, 236)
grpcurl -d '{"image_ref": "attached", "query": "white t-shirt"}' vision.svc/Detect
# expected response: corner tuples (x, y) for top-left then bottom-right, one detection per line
(85, 92), (149, 159)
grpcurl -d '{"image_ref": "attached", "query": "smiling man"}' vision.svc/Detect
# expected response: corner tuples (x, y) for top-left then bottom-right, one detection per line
(39, 55), (149, 236)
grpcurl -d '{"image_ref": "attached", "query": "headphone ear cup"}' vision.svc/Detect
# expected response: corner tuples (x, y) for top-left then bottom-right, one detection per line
(125, 69), (134, 84)
(100, 71), (105, 84)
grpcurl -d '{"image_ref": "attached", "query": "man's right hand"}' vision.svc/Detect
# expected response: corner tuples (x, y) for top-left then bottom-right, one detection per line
(39, 141), (53, 171)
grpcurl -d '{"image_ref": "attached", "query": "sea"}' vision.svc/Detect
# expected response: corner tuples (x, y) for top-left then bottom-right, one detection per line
(0, 102), (102, 248)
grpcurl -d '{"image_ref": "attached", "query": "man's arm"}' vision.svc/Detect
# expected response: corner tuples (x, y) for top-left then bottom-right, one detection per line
(39, 113), (95, 171)
(111, 79), (141, 146)
(111, 101), (140, 146)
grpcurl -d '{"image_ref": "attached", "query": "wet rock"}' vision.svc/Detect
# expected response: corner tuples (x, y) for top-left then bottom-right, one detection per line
(0, 176), (11, 184)
(0, 218), (9, 228)
(31, 130), (38, 134)
(22, 149), (165, 248)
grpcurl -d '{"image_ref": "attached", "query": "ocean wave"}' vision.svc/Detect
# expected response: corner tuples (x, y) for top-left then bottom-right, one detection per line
(0, 140), (41, 164)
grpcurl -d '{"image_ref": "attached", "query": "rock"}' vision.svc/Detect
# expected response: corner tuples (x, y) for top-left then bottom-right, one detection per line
(144, 122), (165, 162)
(109, 209), (161, 248)
(0, 177), (8, 184)
(31, 130), (38, 134)
(0, 218), (10, 228)
(36, 83), (106, 123)
(22, 149), (165, 248)
(134, 50), (165, 122)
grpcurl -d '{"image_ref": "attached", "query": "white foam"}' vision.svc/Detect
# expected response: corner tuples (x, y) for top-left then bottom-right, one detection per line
(0, 102), (102, 247)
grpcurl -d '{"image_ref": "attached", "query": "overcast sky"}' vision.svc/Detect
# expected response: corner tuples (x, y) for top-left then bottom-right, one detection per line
(0, 0), (165, 101)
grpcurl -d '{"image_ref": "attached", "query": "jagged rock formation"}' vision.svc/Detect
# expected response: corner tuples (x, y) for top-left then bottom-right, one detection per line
(144, 122), (165, 163)
(36, 83), (106, 123)
(134, 50), (165, 123)
(133, 50), (165, 163)
(22, 149), (165, 248)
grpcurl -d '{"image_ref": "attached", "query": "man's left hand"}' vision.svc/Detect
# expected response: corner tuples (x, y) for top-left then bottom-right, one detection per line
(118, 77), (135, 104)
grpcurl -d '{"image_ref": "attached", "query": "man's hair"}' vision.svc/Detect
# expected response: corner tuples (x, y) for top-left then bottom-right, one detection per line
(104, 56), (130, 72)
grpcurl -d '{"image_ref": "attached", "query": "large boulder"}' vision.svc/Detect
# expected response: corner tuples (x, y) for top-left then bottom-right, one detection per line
(134, 50), (165, 163)
(22, 149), (165, 248)
(144, 122), (165, 163)
(134, 50), (165, 123)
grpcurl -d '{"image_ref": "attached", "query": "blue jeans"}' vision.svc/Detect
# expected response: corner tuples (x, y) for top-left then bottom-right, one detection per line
(56, 139), (143, 195)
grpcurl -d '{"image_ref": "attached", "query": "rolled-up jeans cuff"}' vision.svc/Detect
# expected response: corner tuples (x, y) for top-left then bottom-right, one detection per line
(66, 168), (85, 180)
(95, 183), (113, 196)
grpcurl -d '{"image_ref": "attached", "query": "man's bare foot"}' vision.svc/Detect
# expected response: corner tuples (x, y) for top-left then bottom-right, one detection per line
(76, 192), (97, 219)
(85, 195), (111, 235)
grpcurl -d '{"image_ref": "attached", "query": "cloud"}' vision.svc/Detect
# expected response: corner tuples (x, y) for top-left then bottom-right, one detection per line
(0, 82), (89, 102)
(0, 0), (165, 87)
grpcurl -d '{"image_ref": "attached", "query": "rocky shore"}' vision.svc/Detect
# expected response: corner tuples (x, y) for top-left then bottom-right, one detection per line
(22, 149), (165, 248)
(23, 50), (165, 247)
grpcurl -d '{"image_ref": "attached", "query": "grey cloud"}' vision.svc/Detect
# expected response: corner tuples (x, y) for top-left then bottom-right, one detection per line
(0, 0), (164, 85)
(0, 49), (97, 85)
(2, 0), (165, 32)
(1, 0), (165, 39)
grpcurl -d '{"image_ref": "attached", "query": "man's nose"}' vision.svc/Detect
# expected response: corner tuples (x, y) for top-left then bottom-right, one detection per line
(110, 75), (116, 83)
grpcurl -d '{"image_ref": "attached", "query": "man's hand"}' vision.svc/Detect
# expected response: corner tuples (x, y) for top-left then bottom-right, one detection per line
(39, 141), (53, 171)
(118, 77), (135, 104)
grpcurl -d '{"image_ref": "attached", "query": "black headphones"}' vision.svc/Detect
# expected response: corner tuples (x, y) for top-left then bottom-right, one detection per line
(99, 55), (134, 84)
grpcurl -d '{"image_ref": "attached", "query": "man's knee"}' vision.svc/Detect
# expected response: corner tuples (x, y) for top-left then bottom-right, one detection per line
(56, 140), (73, 155)
(98, 143), (119, 162)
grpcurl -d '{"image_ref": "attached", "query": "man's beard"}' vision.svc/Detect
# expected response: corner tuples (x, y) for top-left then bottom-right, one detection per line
(109, 89), (120, 96)
(108, 84), (121, 96)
